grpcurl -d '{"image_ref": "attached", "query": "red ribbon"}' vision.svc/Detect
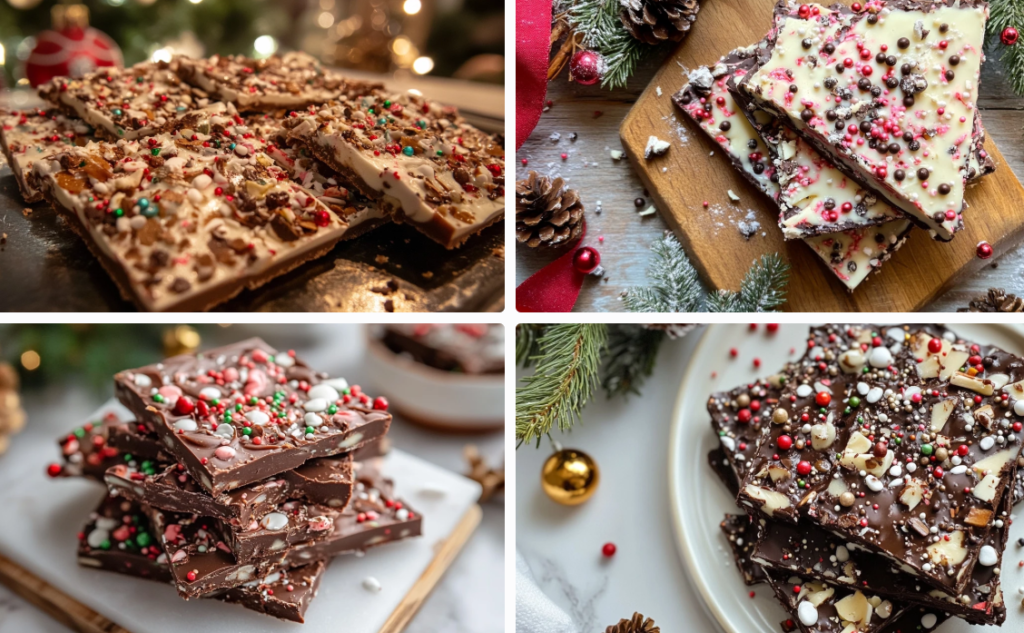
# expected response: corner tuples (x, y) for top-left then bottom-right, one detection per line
(515, 226), (587, 313)
(516, 0), (552, 149)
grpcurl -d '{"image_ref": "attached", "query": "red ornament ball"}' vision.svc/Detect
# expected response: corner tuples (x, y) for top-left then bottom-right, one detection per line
(976, 241), (993, 259)
(573, 246), (601, 274)
(601, 542), (617, 557)
(1002, 26), (1019, 47)
(570, 49), (604, 87)
(26, 24), (123, 87)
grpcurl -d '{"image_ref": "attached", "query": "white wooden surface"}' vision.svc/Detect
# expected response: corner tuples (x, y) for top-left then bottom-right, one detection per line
(515, 43), (1024, 312)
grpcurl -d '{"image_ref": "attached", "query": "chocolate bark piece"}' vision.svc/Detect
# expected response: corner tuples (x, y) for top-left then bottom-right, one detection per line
(148, 505), (289, 599)
(707, 377), (783, 487)
(211, 559), (326, 623)
(219, 498), (334, 564)
(353, 435), (390, 461)
(246, 111), (390, 240)
(805, 330), (1024, 594)
(708, 447), (740, 496)
(175, 52), (384, 111)
(77, 493), (170, 583)
(753, 488), (1012, 625)
(721, 514), (767, 586)
(50, 413), (124, 481)
(876, 607), (949, 633)
(114, 338), (390, 495)
(290, 92), (505, 249)
(673, 54), (911, 291)
(30, 125), (352, 312)
(379, 324), (504, 374)
(281, 454), (356, 508)
(738, 1), (990, 241)
(106, 422), (172, 462)
(38, 61), (231, 142)
(766, 570), (908, 633)
(285, 462), (422, 564)
(1, 108), (94, 203)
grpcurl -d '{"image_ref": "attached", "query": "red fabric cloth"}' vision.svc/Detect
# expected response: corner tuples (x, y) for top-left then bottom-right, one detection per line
(516, 0), (552, 150)
(515, 228), (587, 313)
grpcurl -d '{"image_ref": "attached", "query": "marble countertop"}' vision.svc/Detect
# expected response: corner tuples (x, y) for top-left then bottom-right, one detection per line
(516, 327), (716, 631)
(0, 324), (504, 633)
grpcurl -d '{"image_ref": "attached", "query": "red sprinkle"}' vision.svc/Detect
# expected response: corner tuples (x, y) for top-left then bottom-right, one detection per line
(602, 542), (617, 557)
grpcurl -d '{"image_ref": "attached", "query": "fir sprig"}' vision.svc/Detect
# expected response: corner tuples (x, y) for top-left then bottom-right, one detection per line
(707, 254), (789, 313)
(601, 325), (665, 398)
(988, 0), (1024, 97)
(563, 0), (653, 89)
(621, 233), (704, 312)
(515, 324), (544, 367)
(515, 324), (608, 447)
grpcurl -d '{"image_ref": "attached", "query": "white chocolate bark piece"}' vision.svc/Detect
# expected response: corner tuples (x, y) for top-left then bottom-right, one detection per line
(1, 108), (94, 202)
(673, 51), (910, 291)
(30, 120), (351, 312)
(246, 113), (388, 239)
(770, 125), (903, 239)
(741, 1), (989, 241)
(38, 61), (230, 141)
(175, 52), (384, 111)
(291, 92), (505, 249)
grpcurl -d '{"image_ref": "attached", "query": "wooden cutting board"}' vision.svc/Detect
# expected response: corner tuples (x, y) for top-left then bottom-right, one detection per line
(619, 0), (1024, 312)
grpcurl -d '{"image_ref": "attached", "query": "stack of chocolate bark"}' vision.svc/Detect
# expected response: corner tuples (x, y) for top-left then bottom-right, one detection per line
(1, 52), (504, 311)
(674, 0), (993, 291)
(48, 338), (422, 623)
(707, 325), (1024, 632)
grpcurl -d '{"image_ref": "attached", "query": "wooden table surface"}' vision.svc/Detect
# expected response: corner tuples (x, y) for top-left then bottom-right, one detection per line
(515, 39), (1024, 313)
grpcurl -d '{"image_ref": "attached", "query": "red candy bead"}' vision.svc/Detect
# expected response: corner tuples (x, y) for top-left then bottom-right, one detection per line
(46, 463), (62, 477)
(976, 241), (993, 259)
(927, 337), (943, 354)
(777, 435), (793, 450)
(798, 4), (811, 18)
(796, 460), (812, 476)
(173, 396), (195, 416)
(314, 210), (331, 227)
(572, 246), (601, 274)
(753, 357), (761, 368)
(373, 396), (389, 411)
(766, 323), (779, 334)
(737, 408), (752, 424)
(186, 570), (197, 582)
(815, 391), (831, 407)
(729, 348), (738, 358)
(957, 444), (969, 456)
(602, 542), (617, 557)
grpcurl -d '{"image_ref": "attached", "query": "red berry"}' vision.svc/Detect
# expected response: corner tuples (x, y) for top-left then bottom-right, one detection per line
(766, 323), (779, 334)
(872, 336), (883, 347)
(798, 4), (810, 18)
(749, 323), (758, 331)
(729, 348), (738, 358)
(314, 210), (331, 227)
(753, 357), (761, 368)
(46, 463), (63, 477)
(737, 409), (752, 424)
(186, 570), (197, 582)
(602, 542), (617, 557)
(796, 460), (812, 476)
(373, 396), (389, 411)
(173, 396), (195, 416)
(815, 391), (831, 407)
(976, 241), (993, 259)
(777, 435), (793, 450)
(927, 338), (942, 354)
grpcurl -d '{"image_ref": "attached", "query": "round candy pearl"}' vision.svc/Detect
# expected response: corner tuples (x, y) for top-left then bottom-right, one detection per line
(573, 246), (601, 274)
(602, 542), (617, 557)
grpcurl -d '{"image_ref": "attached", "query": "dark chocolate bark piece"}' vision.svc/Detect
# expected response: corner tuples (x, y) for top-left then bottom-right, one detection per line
(77, 493), (170, 583)
(379, 324), (504, 375)
(707, 377), (783, 490)
(49, 413), (125, 481)
(721, 514), (766, 586)
(210, 559), (326, 623)
(106, 421), (173, 461)
(766, 569), (908, 633)
(114, 338), (390, 494)
(708, 447), (739, 497)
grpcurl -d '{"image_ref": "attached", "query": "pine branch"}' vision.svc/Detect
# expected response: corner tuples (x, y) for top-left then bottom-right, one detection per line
(988, 0), (1024, 96)
(565, 0), (652, 89)
(516, 324), (546, 367)
(621, 233), (705, 312)
(601, 325), (665, 398)
(515, 324), (609, 447)
(736, 253), (790, 312)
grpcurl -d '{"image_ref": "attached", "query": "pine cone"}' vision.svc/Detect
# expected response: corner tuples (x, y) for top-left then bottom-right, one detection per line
(958, 288), (1024, 312)
(605, 612), (660, 633)
(516, 171), (584, 248)
(620, 0), (701, 46)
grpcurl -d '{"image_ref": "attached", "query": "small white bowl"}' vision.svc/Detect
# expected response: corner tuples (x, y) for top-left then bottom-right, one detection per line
(364, 333), (504, 432)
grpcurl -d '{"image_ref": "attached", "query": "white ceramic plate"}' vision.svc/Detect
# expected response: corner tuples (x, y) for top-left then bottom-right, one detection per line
(668, 323), (1024, 633)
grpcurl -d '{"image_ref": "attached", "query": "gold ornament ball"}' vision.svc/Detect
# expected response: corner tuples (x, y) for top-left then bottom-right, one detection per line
(163, 325), (202, 358)
(541, 448), (599, 505)
(6, 0), (44, 9)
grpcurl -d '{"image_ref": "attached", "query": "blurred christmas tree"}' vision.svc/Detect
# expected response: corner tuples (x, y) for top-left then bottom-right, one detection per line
(0, 0), (297, 87)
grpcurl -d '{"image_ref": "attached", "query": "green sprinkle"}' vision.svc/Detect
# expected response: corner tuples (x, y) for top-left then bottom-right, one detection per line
(418, 120), (426, 129)
(151, 148), (161, 156)
(342, 388), (351, 395)
(100, 539), (111, 550)
(211, 398), (220, 406)
(152, 393), (164, 403)
(73, 428), (86, 438)
(235, 403), (243, 411)
(436, 150), (444, 156)
(223, 412), (233, 423)
(136, 532), (151, 547)
(112, 108), (122, 116)
(849, 396), (861, 407)
(377, 117), (387, 126)
(249, 396), (258, 405)
(402, 146), (414, 156)
(327, 404), (338, 415)
(305, 426), (315, 435)
(229, 143), (237, 150)
(242, 427), (252, 436)
(138, 197), (150, 209)
(368, 108), (375, 115)
(921, 444), (934, 456)
(384, 100), (391, 107)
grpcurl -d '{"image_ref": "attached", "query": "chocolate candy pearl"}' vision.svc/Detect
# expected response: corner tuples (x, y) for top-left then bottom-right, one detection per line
(802, 38), (813, 49)
(903, 96), (915, 108)
(789, 84), (799, 93)
(938, 183), (951, 195)
(824, 198), (836, 210)
(886, 77), (899, 89)
(859, 120), (873, 134)
(747, 139), (757, 150)
(870, 86), (882, 97)
(901, 63), (912, 75)
(945, 70), (955, 81)
(939, 23), (949, 33)
(753, 162), (765, 174)
(949, 55), (960, 66)
(836, 63), (846, 73)
(825, 109), (838, 121)
(886, 55), (897, 66)
(888, 142), (900, 154)
(824, 77), (838, 89)
(875, 52), (886, 63)
(634, 197), (645, 208)
(823, 43), (835, 55)
(867, 13), (878, 24)
(719, 120), (731, 131)
(918, 167), (930, 180)
(801, 109), (814, 122)
(894, 169), (905, 181)
(909, 140), (921, 151)
(898, 37), (910, 48)
(902, 131), (914, 143)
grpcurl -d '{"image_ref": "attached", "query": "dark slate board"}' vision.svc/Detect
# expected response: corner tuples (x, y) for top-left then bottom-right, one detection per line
(0, 168), (504, 312)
